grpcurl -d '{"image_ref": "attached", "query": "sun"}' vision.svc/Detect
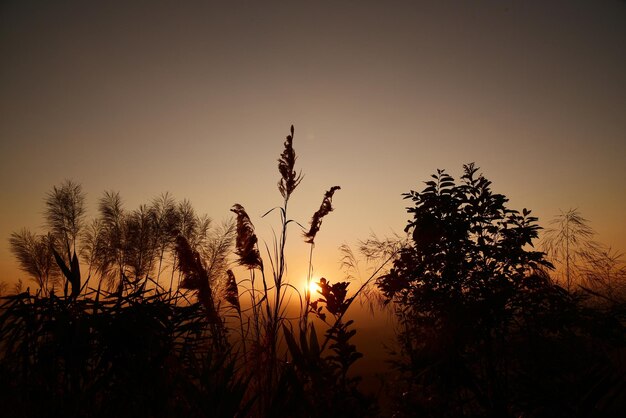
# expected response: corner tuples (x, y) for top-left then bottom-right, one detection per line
(306, 279), (321, 297)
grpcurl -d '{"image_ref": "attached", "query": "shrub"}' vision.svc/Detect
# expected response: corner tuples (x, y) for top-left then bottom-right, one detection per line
(377, 164), (626, 417)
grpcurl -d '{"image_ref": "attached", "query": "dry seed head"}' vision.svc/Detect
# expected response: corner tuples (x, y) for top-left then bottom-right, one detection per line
(224, 269), (241, 314)
(175, 235), (206, 292)
(304, 186), (341, 244)
(175, 235), (222, 323)
(230, 204), (263, 269)
(278, 125), (303, 200)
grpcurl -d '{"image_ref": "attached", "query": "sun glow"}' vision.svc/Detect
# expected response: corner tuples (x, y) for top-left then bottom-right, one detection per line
(306, 278), (321, 298)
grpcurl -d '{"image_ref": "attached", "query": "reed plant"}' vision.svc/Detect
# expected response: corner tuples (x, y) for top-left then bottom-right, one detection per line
(2, 125), (382, 417)
(0, 280), (250, 417)
(221, 125), (384, 417)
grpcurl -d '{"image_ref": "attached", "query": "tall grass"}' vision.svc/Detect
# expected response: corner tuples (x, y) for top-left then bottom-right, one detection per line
(0, 284), (250, 418)
(542, 208), (626, 301)
(2, 125), (380, 417)
(223, 126), (380, 416)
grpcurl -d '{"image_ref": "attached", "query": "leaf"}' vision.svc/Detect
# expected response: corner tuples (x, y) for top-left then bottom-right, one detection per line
(309, 324), (320, 357)
(70, 251), (81, 296)
(299, 326), (310, 358)
(282, 324), (304, 366)
(52, 247), (72, 283)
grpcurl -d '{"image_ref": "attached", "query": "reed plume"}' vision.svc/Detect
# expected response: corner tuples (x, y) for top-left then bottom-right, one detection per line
(277, 125), (302, 201)
(9, 229), (58, 292)
(225, 269), (240, 314)
(175, 235), (220, 324)
(231, 204), (263, 269)
(304, 186), (341, 244)
(45, 179), (86, 259)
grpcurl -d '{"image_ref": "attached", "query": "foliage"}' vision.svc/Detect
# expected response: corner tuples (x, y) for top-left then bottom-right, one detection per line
(276, 277), (376, 418)
(17, 129), (624, 417)
(0, 286), (249, 418)
(377, 164), (626, 417)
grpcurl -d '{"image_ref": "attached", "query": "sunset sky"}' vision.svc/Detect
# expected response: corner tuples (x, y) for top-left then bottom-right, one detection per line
(1, 0), (625, 290)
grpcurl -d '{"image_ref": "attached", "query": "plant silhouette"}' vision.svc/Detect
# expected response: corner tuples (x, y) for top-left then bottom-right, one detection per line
(1, 125), (378, 418)
(3, 136), (625, 417)
(377, 164), (626, 417)
(542, 209), (626, 300)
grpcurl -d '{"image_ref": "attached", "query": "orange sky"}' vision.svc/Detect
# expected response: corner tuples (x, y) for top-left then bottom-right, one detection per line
(1, 0), (625, 289)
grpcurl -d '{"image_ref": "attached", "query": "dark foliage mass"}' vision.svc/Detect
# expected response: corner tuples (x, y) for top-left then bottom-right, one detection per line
(377, 164), (626, 417)
(0, 286), (250, 418)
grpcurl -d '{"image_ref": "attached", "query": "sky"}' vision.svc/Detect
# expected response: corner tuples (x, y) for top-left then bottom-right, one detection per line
(1, 0), (625, 293)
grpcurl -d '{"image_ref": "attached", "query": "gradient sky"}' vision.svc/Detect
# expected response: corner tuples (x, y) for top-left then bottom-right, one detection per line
(1, 0), (625, 289)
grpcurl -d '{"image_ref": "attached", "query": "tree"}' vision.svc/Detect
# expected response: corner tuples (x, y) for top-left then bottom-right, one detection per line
(377, 164), (625, 417)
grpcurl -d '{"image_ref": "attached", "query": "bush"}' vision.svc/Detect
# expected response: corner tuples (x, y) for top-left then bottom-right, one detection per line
(377, 164), (626, 418)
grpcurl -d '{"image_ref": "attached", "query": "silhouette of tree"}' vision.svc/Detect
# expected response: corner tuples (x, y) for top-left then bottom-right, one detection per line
(377, 164), (626, 417)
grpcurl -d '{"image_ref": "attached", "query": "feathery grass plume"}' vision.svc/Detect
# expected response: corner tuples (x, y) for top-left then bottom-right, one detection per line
(45, 180), (86, 259)
(304, 186), (341, 244)
(231, 204), (263, 269)
(202, 220), (235, 287)
(175, 235), (220, 323)
(225, 269), (241, 314)
(175, 235), (207, 292)
(9, 230), (58, 292)
(98, 191), (128, 289)
(277, 125), (302, 200)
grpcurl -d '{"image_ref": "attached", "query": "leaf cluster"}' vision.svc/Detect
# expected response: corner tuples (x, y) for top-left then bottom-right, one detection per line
(378, 164), (626, 417)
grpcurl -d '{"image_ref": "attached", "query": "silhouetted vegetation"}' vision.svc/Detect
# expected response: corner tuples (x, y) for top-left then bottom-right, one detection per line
(1, 126), (375, 417)
(377, 164), (626, 417)
(2, 130), (625, 417)
(0, 286), (250, 418)
(220, 126), (375, 417)
(542, 209), (626, 300)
